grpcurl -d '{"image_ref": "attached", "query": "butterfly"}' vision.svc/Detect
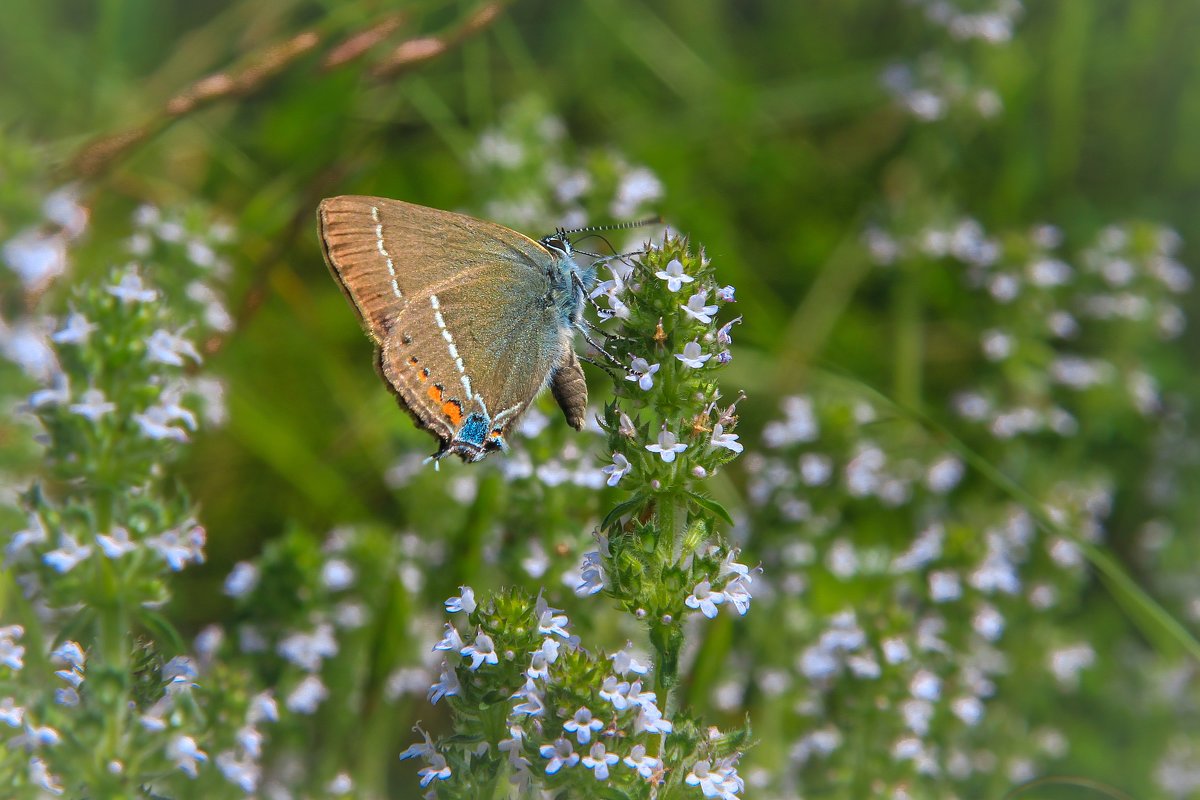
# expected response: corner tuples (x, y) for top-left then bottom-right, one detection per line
(318, 196), (602, 464)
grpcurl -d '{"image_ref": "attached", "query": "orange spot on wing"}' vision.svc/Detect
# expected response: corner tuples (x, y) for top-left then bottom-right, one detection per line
(427, 384), (443, 402)
(408, 355), (419, 366)
(417, 367), (429, 382)
(442, 400), (463, 425)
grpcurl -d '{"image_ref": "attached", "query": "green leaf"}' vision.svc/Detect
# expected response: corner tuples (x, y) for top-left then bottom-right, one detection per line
(684, 490), (733, 526)
(601, 492), (649, 532)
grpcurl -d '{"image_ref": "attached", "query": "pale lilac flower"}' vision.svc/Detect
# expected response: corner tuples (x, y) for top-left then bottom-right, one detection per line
(624, 743), (662, 779)
(166, 735), (207, 778)
(217, 752), (261, 792)
(433, 623), (464, 652)
(611, 645), (649, 676)
(634, 700), (673, 734)
(96, 527), (136, 558)
(320, 558), (355, 591)
(461, 630), (498, 670)
(445, 586), (476, 614)
(428, 661), (461, 704)
(43, 533), (92, 574)
(722, 576), (754, 616)
(563, 706), (604, 745)
(611, 167), (663, 219)
(6, 515), (48, 560)
(51, 313), (95, 345)
(132, 404), (191, 442)
(68, 387), (116, 421)
(539, 738), (580, 774)
(526, 638), (561, 681)
(716, 317), (740, 346)
(107, 268), (159, 304)
(626, 357), (660, 391)
(535, 594), (571, 638)
(0, 627), (24, 673)
(3, 230), (67, 290)
(710, 423), (743, 453)
(681, 290), (719, 324)
(601, 452), (631, 486)
(498, 726), (528, 768)
(686, 760), (723, 796)
(646, 429), (687, 463)
(716, 285), (736, 302)
(686, 579), (725, 619)
(582, 742), (619, 780)
(576, 551), (605, 596)
(248, 691), (279, 724)
(602, 293), (631, 320)
(654, 258), (694, 292)
(418, 754), (452, 788)
(278, 623), (337, 672)
(28, 757), (63, 796)
(511, 680), (546, 717)
(286, 675), (328, 713)
(676, 340), (712, 368)
(146, 329), (201, 366)
(224, 562), (259, 597)
(0, 698), (23, 728)
(146, 521), (206, 571)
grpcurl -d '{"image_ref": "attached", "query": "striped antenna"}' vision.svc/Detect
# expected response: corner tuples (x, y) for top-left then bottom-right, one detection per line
(556, 216), (664, 237)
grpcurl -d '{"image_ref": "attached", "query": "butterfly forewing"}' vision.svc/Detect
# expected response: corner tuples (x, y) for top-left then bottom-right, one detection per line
(319, 195), (573, 452)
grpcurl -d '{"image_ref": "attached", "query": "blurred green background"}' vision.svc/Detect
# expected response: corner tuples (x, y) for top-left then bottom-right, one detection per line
(3, 0), (1200, 795)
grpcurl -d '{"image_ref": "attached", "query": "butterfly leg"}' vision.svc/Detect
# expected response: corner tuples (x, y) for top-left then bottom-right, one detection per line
(576, 324), (630, 371)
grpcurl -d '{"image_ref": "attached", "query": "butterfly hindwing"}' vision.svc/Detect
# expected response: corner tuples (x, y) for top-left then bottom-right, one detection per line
(319, 195), (577, 457)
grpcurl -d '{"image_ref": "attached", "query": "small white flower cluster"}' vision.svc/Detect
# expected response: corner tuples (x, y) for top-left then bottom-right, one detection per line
(1, 185), (88, 292)
(685, 549), (758, 619)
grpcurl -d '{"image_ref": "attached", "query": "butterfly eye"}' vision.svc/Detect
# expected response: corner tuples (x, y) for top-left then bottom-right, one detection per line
(541, 235), (570, 257)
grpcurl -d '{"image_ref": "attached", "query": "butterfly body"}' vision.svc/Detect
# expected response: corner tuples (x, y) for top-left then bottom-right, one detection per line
(318, 196), (594, 462)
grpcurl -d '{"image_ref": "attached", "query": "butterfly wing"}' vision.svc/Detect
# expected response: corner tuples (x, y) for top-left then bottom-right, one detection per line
(319, 196), (571, 453)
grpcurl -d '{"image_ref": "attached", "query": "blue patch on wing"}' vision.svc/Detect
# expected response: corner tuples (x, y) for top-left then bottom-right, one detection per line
(456, 412), (491, 446)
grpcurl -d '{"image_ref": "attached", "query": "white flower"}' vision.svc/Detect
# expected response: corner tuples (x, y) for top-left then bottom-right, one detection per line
(686, 579), (725, 619)
(539, 738), (580, 774)
(582, 742), (619, 780)
(681, 289), (719, 323)
(722, 576), (754, 616)
(286, 675), (328, 714)
(716, 285), (736, 302)
(576, 551), (605, 596)
(710, 423), (743, 453)
(145, 329), (202, 367)
(601, 452), (631, 486)
(146, 521), (206, 571)
(418, 754), (453, 788)
(618, 411), (636, 437)
(95, 527), (136, 558)
(107, 268), (159, 304)
(51, 313), (95, 345)
(28, 757), (64, 796)
(428, 660), (461, 704)
(320, 558), (355, 591)
(132, 404), (192, 442)
(278, 623), (338, 671)
(717, 317), (740, 346)
(0, 698), (23, 727)
(523, 636), (558, 679)
(675, 340), (712, 368)
(3, 230), (67, 290)
(224, 562), (259, 597)
(68, 387), (116, 421)
(461, 629), (498, 670)
(634, 700), (674, 735)
(623, 743), (662, 779)
(432, 623), (464, 652)
(625, 357), (660, 391)
(445, 586), (477, 614)
(511, 680), (545, 717)
(654, 258), (694, 292)
(686, 760), (722, 796)
(535, 594), (571, 638)
(646, 429), (687, 463)
(563, 706), (604, 745)
(43, 534), (92, 574)
(610, 645), (650, 676)
(166, 735), (207, 778)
